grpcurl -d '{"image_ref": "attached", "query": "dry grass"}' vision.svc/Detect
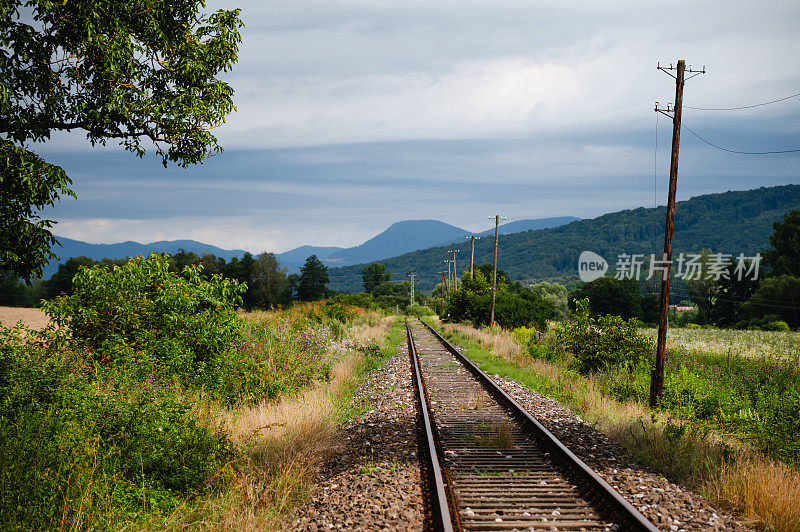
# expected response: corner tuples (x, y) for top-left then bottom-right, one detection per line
(461, 389), (489, 410)
(446, 321), (800, 532)
(183, 316), (393, 530)
(707, 456), (800, 531)
(441, 322), (522, 362)
(193, 351), (359, 531)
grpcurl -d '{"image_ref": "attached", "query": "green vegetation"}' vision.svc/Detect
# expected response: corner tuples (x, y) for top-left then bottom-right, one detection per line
(0, 1), (243, 279)
(443, 269), (554, 329)
(362, 262), (391, 293)
(558, 299), (651, 374)
(0, 253), (392, 529)
(568, 276), (658, 322)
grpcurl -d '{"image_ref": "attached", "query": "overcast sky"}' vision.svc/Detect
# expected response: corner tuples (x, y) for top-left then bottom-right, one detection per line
(40, 0), (800, 253)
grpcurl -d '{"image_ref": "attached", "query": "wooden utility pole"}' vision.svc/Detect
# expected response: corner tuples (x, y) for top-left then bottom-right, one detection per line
(469, 236), (476, 279)
(650, 60), (704, 407)
(450, 249), (460, 291)
(490, 215), (500, 326)
(440, 270), (446, 307)
(445, 260), (452, 295)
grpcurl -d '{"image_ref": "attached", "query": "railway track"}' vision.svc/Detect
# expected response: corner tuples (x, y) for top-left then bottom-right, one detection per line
(406, 318), (659, 532)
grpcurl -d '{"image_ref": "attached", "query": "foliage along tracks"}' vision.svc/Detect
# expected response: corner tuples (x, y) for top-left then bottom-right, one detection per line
(406, 318), (659, 531)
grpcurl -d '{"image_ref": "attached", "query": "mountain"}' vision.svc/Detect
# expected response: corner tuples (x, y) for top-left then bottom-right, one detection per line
(325, 185), (800, 292)
(277, 246), (345, 272)
(478, 217), (581, 237)
(324, 220), (471, 266)
(44, 237), (247, 279)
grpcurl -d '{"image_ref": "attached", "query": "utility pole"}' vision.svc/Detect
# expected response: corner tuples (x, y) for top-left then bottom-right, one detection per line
(444, 260), (452, 296)
(405, 271), (416, 307)
(489, 215), (505, 326)
(650, 60), (705, 407)
(450, 249), (460, 291)
(467, 235), (477, 279)
(439, 270), (446, 312)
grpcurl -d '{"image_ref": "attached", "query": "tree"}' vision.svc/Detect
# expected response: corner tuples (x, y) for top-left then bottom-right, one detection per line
(252, 252), (289, 309)
(44, 256), (97, 299)
(686, 249), (716, 322)
(0, 1), (243, 279)
(742, 275), (800, 329)
(568, 277), (643, 320)
(362, 262), (391, 293)
(765, 209), (800, 277)
(296, 255), (330, 302)
(530, 282), (570, 320)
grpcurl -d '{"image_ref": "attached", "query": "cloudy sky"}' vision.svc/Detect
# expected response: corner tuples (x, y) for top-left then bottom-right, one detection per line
(40, 0), (800, 253)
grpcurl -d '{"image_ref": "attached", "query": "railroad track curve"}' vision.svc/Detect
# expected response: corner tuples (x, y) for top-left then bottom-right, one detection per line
(405, 318), (659, 532)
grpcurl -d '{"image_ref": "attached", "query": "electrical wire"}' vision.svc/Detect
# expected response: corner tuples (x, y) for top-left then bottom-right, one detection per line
(680, 122), (800, 155)
(684, 91), (800, 111)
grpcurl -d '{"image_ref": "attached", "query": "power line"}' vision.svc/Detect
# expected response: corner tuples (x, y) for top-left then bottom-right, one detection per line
(684, 91), (800, 111)
(680, 121), (800, 155)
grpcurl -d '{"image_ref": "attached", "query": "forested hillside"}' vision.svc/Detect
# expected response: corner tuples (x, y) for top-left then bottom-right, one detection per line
(327, 185), (800, 292)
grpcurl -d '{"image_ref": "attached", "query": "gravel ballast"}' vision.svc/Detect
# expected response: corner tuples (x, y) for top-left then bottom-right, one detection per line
(287, 348), (424, 531)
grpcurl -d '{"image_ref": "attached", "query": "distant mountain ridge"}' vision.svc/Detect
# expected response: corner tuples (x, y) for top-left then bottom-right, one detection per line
(278, 217), (580, 271)
(46, 216), (580, 279)
(326, 220), (470, 265)
(43, 238), (248, 279)
(477, 217), (581, 237)
(326, 184), (800, 292)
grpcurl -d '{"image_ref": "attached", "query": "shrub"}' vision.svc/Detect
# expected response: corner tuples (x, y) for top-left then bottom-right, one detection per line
(0, 326), (232, 529)
(445, 276), (553, 330)
(406, 303), (435, 317)
(41, 253), (246, 382)
(762, 320), (790, 332)
(557, 299), (652, 374)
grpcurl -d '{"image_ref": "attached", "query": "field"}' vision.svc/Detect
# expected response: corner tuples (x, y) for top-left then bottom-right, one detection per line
(0, 305), (50, 330)
(642, 326), (800, 359)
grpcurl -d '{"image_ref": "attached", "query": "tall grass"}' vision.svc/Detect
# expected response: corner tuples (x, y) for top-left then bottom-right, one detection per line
(177, 315), (398, 530)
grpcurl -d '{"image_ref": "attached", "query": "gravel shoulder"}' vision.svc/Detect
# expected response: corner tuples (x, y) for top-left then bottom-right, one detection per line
(286, 347), (424, 531)
(488, 373), (751, 531)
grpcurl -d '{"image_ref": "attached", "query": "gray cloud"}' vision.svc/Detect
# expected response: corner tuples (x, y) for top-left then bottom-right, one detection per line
(31, 0), (800, 252)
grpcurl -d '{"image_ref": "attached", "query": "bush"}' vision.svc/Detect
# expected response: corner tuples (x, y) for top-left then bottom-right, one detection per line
(406, 303), (435, 317)
(445, 272), (553, 330)
(762, 320), (790, 332)
(557, 299), (652, 374)
(0, 326), (232, 529)
(41, 253), (246, 382)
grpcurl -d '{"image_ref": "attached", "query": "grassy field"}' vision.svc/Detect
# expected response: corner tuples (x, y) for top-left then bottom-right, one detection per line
(433, 319), (800, 531)
(642, 326), (800, 359)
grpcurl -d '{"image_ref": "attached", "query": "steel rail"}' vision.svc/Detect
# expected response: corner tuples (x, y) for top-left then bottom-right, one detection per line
(418, 318), (659, 532)
(405, 319), (457, 531)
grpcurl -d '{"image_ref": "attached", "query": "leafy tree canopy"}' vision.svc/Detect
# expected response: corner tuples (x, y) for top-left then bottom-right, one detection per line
(765, 209), (800, 277)
(568, 276), (644, 321)
(0, 0), (243, 278)
(362, 262), (391, 293)
(297, 255), (330, 302)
